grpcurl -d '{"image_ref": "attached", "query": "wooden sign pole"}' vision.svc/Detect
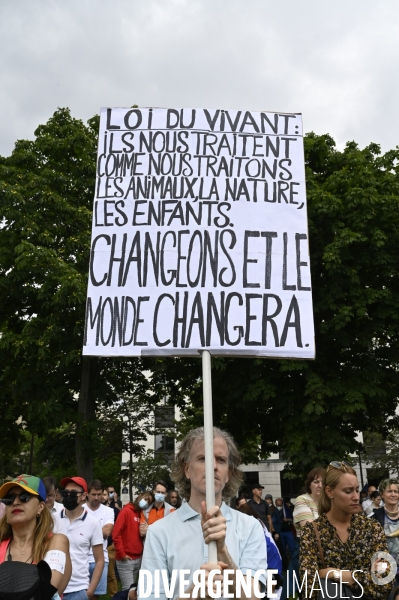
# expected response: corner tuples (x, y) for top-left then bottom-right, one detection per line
(201, 349), (217, 564)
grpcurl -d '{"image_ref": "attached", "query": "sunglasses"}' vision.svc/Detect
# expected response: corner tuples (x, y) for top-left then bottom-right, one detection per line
(328, 460), (353, 470)
(62, 490), (84, 499)
(1, 492), (34, 505)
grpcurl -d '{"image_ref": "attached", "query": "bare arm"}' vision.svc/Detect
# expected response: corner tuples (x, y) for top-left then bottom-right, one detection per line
(87, 545), (105, 599)
(47, 533), (72, 594)
(102, 523), (113, 539)
(267, 514), (274, 532)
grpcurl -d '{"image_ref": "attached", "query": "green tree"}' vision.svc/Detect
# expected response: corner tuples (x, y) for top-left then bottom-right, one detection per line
(99, 387), (160, 502)
(362, 430), (398, 478)
(2, 110), (399, 482)
(0, 108), (96, 472)
(0, 108), (172, 480)
(170, 135), (399, 475)
(123, 450), (172, 492)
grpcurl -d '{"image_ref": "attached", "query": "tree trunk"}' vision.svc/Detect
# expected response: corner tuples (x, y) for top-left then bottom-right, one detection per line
(76, 357), (100, 483)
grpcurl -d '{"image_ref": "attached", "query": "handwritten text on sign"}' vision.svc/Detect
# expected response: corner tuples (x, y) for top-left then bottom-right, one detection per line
(83, 108), (315, 358)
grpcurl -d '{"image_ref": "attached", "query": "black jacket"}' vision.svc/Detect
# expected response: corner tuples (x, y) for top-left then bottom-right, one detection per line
(371, 506), (385, 528)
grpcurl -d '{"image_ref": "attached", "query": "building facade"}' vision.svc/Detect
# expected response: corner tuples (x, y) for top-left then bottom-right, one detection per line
(121, 407), (382, 504)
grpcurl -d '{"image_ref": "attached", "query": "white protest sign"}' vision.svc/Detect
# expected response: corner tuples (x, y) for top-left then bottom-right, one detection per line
(83, 107), (315, 358)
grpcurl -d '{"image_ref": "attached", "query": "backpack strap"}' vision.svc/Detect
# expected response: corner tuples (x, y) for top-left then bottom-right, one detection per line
(312, 521), (326, 569)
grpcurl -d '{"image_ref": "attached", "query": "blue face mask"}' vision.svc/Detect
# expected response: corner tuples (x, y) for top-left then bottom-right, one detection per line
(109, 492), (114, 499)
(154, 493), (165, 503)
(139, 499), (148, 509)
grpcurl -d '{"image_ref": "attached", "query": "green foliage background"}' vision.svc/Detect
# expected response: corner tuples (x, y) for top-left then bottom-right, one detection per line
(1, 109), (398, 484)
(161, 134), (399, 476)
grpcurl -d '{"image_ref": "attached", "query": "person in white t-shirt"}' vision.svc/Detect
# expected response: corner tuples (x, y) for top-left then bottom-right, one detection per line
(361, 485), (377, 512)
(43, 476), (64, 513)
(42, 476), (63, 534)
(83, 480), (115, 600)
(57, 476), (104, 600)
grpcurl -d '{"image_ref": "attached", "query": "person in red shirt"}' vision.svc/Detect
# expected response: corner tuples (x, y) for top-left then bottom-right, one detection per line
(112, 491), (152, 591)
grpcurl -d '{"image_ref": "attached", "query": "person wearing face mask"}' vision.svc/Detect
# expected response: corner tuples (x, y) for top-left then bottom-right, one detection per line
(57, 477), (104, 600)
(108, 487), (122, 510)
(274, 498), (284, 523)
(139, 481), (175, 539)
(112, 492), (153, 591)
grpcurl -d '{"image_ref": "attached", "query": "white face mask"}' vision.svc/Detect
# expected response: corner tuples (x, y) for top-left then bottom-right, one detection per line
(276, 506), (283, 511)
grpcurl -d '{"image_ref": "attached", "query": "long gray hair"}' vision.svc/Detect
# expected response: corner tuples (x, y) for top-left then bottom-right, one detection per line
(171, 426), (244, 502)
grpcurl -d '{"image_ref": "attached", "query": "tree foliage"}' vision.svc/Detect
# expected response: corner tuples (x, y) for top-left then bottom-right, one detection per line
(0, 109), (172, 480)
(0, 108), (97, 441)
(122, 450), (172, 493)
(362, 430), (399, 478)
(2, 109), (399, 481)
(167, 135), (399, 475)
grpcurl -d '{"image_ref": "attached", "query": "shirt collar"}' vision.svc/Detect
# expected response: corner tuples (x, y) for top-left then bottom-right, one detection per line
(61, 508), (88, 521)
(178, 501), (232, 522)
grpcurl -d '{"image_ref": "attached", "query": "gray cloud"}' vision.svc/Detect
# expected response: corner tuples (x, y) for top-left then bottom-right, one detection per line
(1, 0), (398, 156)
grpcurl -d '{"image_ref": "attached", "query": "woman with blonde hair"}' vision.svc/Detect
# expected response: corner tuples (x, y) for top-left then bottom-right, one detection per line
(0, 474), (71, 596)
(300, 461), (393, 599)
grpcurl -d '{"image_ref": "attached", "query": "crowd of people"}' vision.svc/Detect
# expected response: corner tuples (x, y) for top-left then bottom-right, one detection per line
(0, 428), (398, 600)
(235, 466), (399, 600)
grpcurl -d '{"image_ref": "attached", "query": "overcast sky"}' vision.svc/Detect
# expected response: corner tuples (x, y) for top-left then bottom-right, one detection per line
(1, 0), (398, 157)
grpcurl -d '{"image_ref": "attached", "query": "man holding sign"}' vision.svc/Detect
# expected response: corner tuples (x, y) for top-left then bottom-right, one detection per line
(83, 104), (313, 599)
(139, 427), (267, 600)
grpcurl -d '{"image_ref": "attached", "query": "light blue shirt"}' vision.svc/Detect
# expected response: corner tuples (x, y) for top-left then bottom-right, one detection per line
(140, 501), (267, 600)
